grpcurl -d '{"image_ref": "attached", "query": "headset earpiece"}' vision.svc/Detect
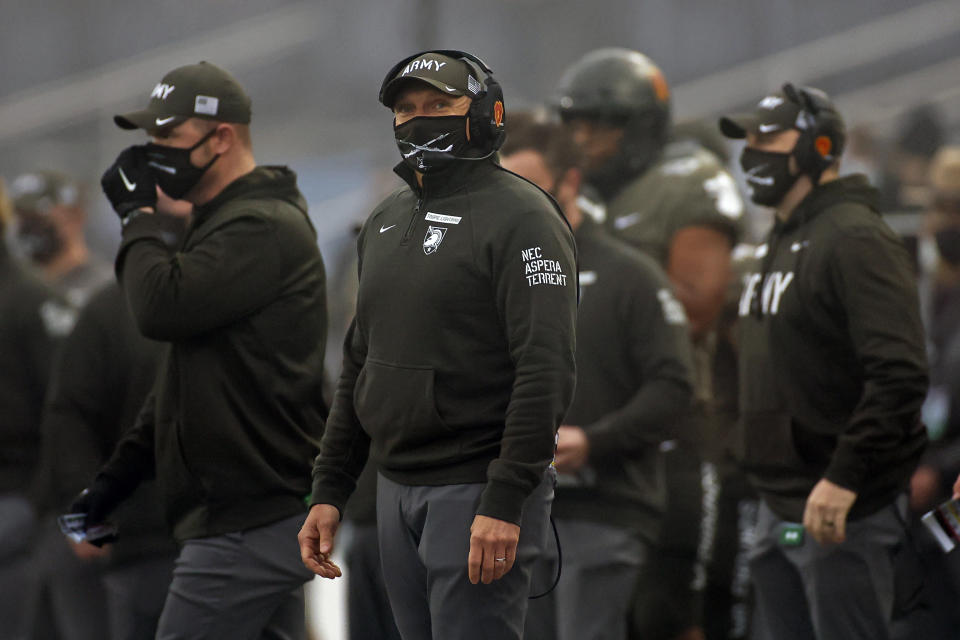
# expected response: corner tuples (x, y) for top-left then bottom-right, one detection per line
(781, 82), (842, 180)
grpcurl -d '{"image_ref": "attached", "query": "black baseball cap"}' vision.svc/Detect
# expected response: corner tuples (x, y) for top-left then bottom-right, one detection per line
(719, 90), (805, 139)
(114, 61), (252, 131)
(380, 52), (481, 108)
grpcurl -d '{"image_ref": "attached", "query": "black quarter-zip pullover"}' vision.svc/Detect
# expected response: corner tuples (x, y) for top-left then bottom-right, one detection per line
(312, 159), (578, 525)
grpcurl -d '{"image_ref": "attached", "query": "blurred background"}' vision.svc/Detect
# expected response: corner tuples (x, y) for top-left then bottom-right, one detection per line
(2, 0), (959, 257)
(2, 2), (959, 638)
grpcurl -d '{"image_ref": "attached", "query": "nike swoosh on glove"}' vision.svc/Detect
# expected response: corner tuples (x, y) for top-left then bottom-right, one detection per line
(101, 145), (157, 219)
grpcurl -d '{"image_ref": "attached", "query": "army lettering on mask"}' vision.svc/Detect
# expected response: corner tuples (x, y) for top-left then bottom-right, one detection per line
(738, 271), (794, 317)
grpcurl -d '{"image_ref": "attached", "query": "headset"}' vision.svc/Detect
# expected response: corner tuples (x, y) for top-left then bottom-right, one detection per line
(379, 49), (506, 157)
(781, 82), (846, 181)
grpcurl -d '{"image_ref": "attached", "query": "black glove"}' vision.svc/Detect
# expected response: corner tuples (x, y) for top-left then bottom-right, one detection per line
(68, 475), (125, 533)
(101, 145), (157, 219)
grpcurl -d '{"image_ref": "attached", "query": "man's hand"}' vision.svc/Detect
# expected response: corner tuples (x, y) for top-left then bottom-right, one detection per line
(68, 539), (109, 561)
(468, 515), (520, 585)
(802, 478), (857, 545)
(155, 186), (193, 218)
(555, 425), (589, 473)
(298, 504), (343, 579)
(101, 145), (158, 219)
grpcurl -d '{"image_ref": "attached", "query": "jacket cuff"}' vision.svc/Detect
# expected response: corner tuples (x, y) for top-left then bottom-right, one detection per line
(477, 479), (529, 526)
(115, 213), (173, 276)
(309, 478), (352, 521)
(823, 441), (868, 492)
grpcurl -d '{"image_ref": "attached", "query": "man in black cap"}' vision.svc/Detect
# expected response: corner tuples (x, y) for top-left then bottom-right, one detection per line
(719, 85), (928, 640)
(70, 61), (328, 639)
(299, 51), (577, 640)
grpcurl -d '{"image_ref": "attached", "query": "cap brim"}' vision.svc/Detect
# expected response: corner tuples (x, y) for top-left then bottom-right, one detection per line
(114, 110), (186, 131)
(718, 114), (760, 139)
(381, 76), (464, 108)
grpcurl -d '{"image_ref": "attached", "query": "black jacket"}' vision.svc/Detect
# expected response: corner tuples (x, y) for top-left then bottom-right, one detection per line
(99, 167), (328, 541)
(552, 219), (694, 537)
(312, 159), (577, 526)
(736, 175), (928, 521)
(41, 283), (175, 563)
(0, 245), (66, 493)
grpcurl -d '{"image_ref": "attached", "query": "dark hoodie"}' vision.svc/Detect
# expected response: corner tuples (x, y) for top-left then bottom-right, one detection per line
(99, 166), (328, 541)
(736, 174), (928, 522)
(0, 243), (64, 493)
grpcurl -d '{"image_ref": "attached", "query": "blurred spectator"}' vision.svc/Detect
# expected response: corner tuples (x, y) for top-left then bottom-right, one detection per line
(879, 105), (946, 212)
(504, 113), (695, 640)
(840, 124), (882, 186)
(908, 144), (960, 640)
(913, 146), (960, 511)
(11, 170), (114, 640)
(0, 177), (72, 640)
(30, 212), (187, 640)
(9, 170), (113, 308)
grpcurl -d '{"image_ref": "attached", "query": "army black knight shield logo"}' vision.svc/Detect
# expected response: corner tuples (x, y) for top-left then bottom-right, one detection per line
(423, 226), (447, 255)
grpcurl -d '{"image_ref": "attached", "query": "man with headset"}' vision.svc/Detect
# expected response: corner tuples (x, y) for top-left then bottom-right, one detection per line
(720, 85), (928, 639)
(299, 51), (577, 640)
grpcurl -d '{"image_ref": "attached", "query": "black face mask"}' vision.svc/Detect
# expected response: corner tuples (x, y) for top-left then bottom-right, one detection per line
(15, 213), (63, 265)
(145, 128), (220, 199)
(935, 227), (960, 265)
(739, 147), (799, 207)
(394, 115), (469, 173)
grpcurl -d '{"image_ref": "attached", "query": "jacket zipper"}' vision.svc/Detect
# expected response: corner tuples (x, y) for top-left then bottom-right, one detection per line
(401, 196), (423, 245)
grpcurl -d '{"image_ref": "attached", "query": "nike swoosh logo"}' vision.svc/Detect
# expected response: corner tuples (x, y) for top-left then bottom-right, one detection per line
(379, 224), (396, 233)
(118, 167), (136, 192)
(155, 116), (177, 126)
(758, 123), (779, 133)
(443, 85), (457, 92)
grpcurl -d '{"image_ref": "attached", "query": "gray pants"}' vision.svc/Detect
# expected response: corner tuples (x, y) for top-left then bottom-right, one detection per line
(749, 498), (906, 640)
(156, 512), (314, 640)
(343, 522), (402, 640)
(0, 494), (37, 640)
(524, 518), (645, 640)
(376, 470), (554, 640)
